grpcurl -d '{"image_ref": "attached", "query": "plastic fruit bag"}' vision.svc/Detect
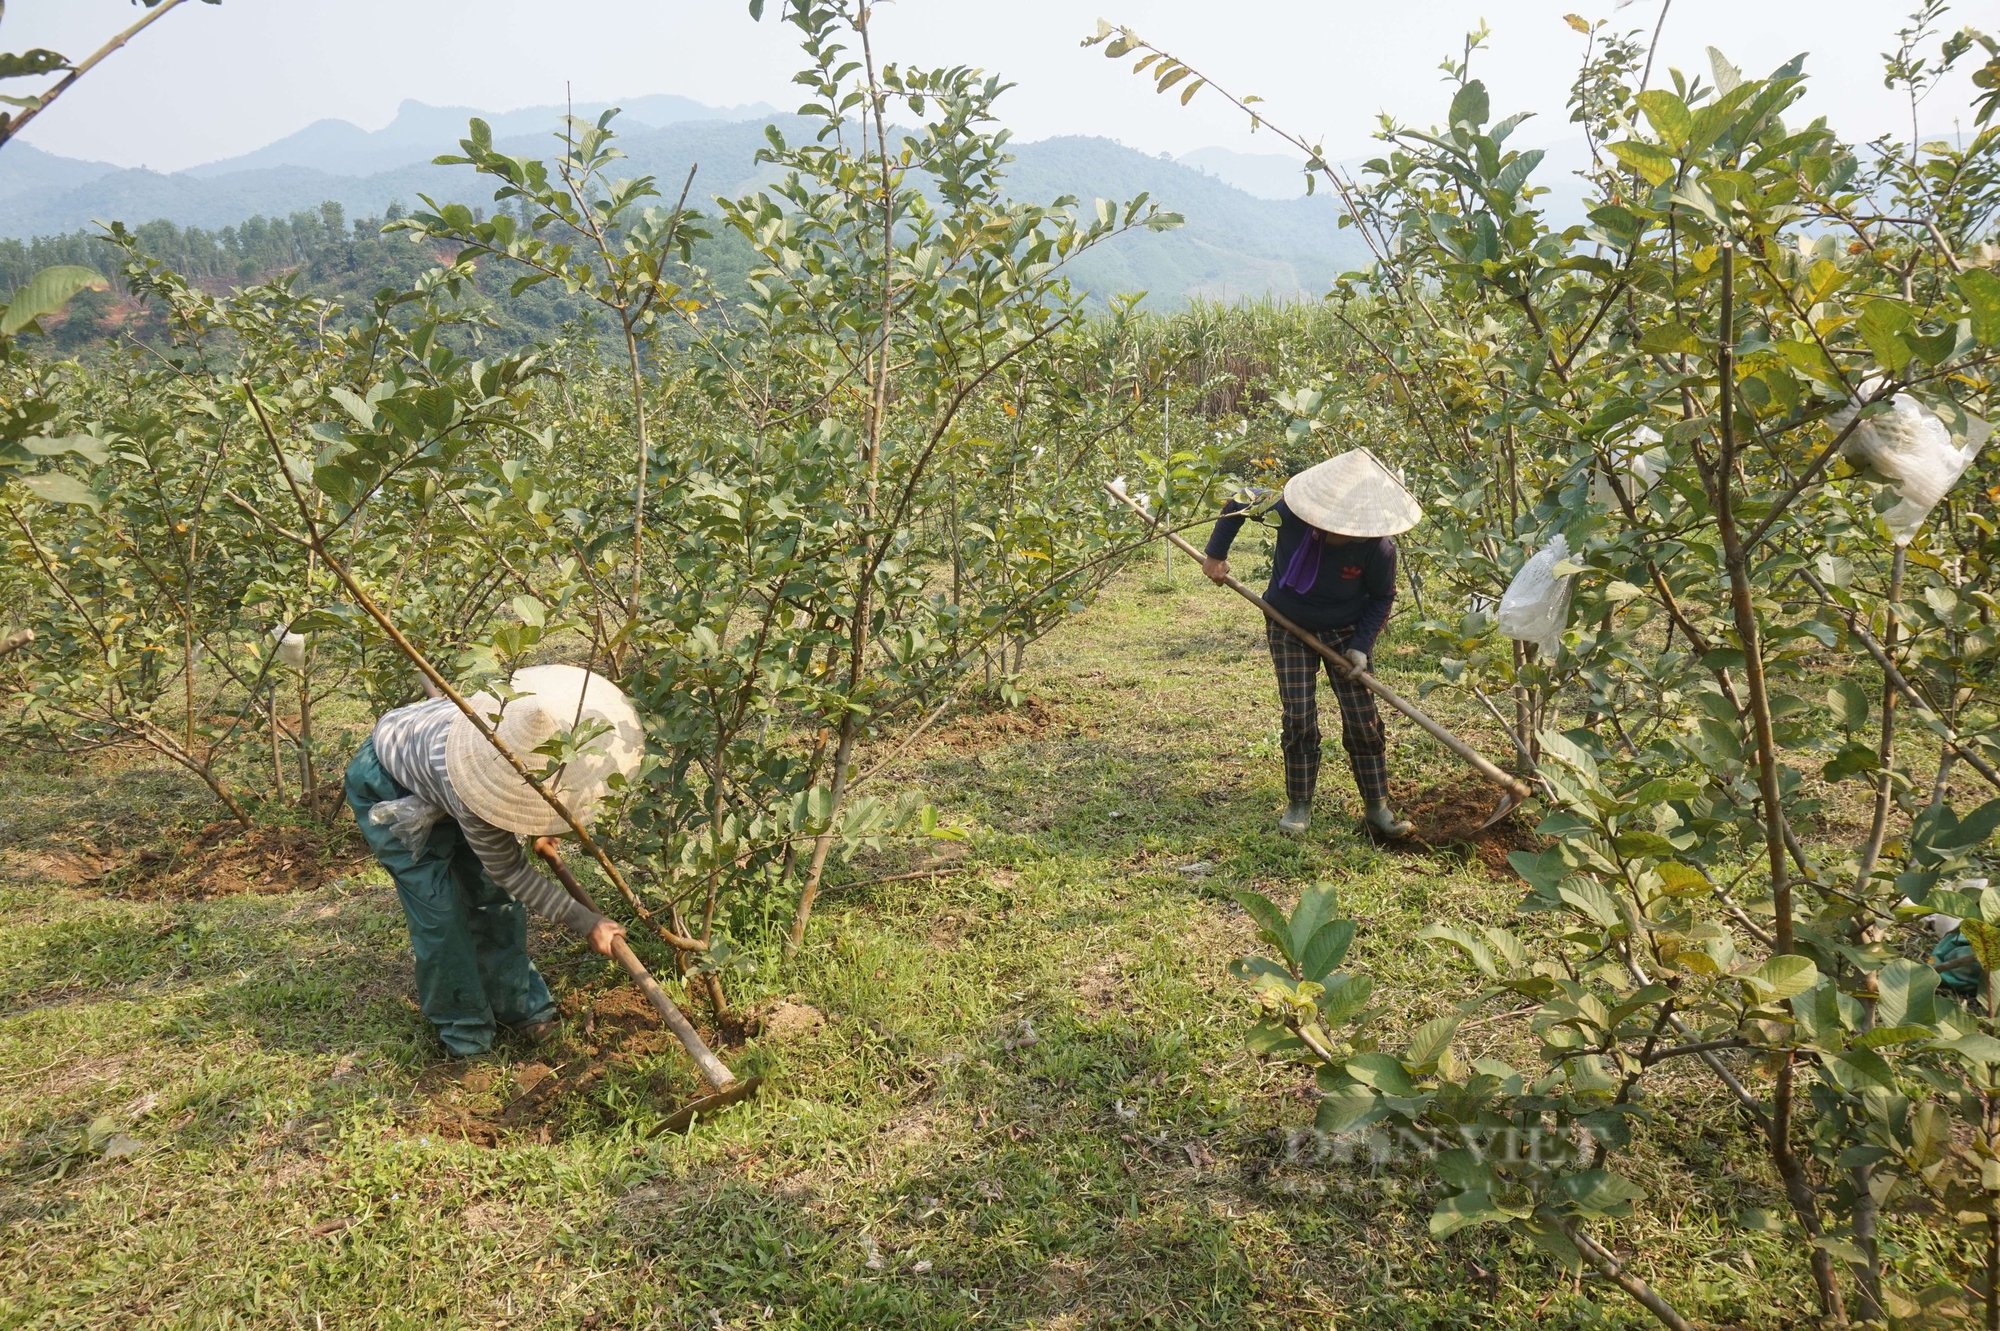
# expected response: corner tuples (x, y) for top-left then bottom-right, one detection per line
(1832, 387), (1991, 545)
(1590, 426), (1668, 509)
(1497, 534), (1573, 659)
(270, 623), (307, 670)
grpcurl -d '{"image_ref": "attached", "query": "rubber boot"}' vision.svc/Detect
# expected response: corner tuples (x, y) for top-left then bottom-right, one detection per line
(1277, 800), (1312, 836)
(1364, 798), (1413, 840)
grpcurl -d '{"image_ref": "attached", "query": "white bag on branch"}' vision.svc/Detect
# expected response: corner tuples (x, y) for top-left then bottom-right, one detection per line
(271, 624), (307, 670)
(1590, 426), (1667, 509)
(1497, 534), (1574, 659)
(1831, 386), (1991, 545)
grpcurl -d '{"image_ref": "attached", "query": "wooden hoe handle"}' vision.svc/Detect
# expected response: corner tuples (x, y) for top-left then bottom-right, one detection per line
(534, 843), (740, 1091)
(1103, 481), (1532, 803)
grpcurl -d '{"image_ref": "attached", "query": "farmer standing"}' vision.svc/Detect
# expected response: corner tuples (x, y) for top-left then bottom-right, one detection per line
(1201, 448), (1421, 839)
(344, 664), (642, 1056)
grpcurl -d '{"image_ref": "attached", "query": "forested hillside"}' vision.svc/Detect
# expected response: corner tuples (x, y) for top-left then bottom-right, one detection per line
(0, 112), (1366, 315)
(0, 201), (762, 351)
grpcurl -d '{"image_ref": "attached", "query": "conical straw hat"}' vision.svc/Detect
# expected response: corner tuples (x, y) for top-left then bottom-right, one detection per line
(444, 664), (644, 835)
(1282, 448), (1423, 538)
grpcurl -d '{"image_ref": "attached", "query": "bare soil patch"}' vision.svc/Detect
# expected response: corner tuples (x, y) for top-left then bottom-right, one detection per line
(60, 820), (370, 900)
(412, 981), (722, 1147)
(1385, 777), (1541, 877)
(1075, 954), (1133, 1017)
(19, 848), (120, 886)
(747, 1000), (826, 1042)
(921, 697), (1069, 755)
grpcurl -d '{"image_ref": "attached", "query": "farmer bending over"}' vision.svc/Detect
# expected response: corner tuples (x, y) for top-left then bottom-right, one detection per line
(1201, 448), (1421, 839)
(345, 664), (642, 1056)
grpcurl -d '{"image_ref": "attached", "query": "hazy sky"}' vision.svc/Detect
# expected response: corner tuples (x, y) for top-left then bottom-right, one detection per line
(6, 1), (1989, 173)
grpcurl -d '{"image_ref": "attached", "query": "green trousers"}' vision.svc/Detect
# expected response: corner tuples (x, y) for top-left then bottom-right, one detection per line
(345, 739), (557, 1056)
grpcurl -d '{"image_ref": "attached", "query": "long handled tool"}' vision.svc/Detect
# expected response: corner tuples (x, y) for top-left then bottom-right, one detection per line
(1105, 479), (1532, 828)
(534, 843), (762, 1132)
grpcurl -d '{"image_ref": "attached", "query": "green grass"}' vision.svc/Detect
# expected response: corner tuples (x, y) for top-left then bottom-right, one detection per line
(0, 571), (1915, 1329)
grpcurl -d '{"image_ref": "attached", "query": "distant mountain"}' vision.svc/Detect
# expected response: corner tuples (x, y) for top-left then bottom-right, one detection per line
(181, 95), (780, 180)
(1006, 138), (1359, 302)
(1176, 146), (1311, 200)
(0, 114), (790, 239)
(0, 105), (1370, 306)
(1176, 137), (1606, 218)
(0, 142), (120, 203)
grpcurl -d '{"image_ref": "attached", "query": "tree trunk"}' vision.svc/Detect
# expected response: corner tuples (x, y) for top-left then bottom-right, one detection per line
(269, 691), (286, 800)
(786, 714), (857, 959)
(1707, 247), (1845, 1324)
(1854, 548), (1904, 892)
(622, 319), (652, 612)
(1987, 1090), (2000, 1331)
(1849, 1161), (1884, 1322)
(139, 719), (252, 828)
(1988, 1209), (1999, 1331)
(296, 663), (315, 806)
(1514, 639), (1536, 761)
(182, 613), (196, 755)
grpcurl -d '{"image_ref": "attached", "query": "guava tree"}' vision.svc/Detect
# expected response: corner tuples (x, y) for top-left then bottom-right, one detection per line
(224, 0), (1187, 1026)
(3, 229), (551, 824)
(1094, 8), (2000, 1326)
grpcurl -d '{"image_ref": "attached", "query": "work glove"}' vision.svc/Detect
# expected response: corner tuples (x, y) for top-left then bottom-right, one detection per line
(1343, 648), (1369, 674)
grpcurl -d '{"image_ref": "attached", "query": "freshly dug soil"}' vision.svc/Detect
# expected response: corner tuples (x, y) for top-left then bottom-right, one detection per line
(66, 818), (369, 900)
(415, 981), (716, 1146)
(922, 697), (1068, 754)
(1385, 776), (1541, 878)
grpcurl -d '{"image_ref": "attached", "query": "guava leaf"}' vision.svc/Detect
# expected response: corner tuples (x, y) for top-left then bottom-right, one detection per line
(16, 470), (97, 508)
(1404, 1014), (1461, 1069)
(0, 265), (105, 336)
(1746, 954), (1818, 1003)
(1875, 958), (1937, 1028)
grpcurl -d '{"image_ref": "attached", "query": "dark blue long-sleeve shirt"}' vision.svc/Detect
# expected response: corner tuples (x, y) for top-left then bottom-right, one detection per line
(1204, 495), (1398, 656)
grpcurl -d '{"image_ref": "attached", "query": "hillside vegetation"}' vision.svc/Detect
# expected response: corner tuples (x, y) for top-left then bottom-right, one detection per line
(0, 116), (1365, 313)
(4, 2), (2000, 1328)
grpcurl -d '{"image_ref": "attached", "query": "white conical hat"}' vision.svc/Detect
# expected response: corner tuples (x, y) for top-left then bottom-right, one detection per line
(1282, 448), (1423, 537)
(444, 664), (644, 835)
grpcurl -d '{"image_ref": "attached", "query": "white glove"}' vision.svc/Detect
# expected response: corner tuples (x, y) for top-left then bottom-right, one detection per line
(1343, 648), (1369, 673)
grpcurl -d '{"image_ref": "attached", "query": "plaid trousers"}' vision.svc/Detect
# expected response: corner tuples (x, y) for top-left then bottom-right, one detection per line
(1267, 619), (1389, 805)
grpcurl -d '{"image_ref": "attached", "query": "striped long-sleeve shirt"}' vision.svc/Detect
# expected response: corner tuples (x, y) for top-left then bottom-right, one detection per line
(370, 698), (601, 935)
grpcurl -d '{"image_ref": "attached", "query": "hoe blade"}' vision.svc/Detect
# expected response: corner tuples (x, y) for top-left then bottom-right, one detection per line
(1476, 790), (1520, 831)
(658, 1074), (764, 1135)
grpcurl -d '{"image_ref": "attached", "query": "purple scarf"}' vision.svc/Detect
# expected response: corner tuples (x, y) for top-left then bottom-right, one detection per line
(1279, 528), (1326, 594)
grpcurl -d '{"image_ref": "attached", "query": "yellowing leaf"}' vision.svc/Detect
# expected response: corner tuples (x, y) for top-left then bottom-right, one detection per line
(1962, 919), (2000, 978)
(1775, 339), (1840, 386)
(1745, 954), (1818, 1003)
(1656, 861), (1709, 896)
(1638, 321), (1701, 355)
(1633, 90), (1691, 149)
(1958, 268), (2000, 346)
(1608, 139), (1676, 187)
